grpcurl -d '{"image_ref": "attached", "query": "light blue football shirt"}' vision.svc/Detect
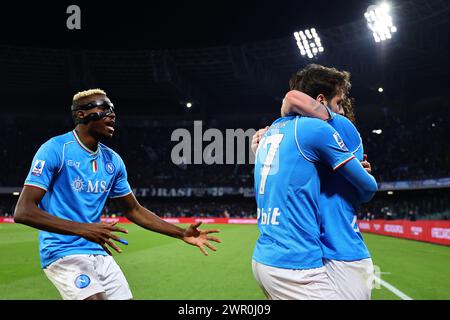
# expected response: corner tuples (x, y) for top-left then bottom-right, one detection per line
(24, 130), (132, 268)
(252, 116), (355, 269)
(319, 114), (371, 261)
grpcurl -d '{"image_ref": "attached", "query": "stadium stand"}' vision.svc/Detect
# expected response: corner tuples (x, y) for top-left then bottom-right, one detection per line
(0, 103), (449, 220)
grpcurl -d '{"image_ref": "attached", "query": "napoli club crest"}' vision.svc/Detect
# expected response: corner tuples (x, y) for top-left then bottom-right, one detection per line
(105, 161), (115, 175)
(74, 274), (91, 289)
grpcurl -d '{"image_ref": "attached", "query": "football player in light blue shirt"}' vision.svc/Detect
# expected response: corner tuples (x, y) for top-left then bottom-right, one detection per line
(14, 89), (221, 300)
(252, 115), (377, 300)
(251, 64), (377, 300)
(280, 87), (376, 300)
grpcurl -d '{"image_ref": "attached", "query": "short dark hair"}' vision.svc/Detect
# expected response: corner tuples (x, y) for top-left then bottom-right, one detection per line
(289, 64), (351, 101)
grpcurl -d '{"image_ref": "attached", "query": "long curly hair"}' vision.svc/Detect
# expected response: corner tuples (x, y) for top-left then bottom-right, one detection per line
(342, 96), (356, 124)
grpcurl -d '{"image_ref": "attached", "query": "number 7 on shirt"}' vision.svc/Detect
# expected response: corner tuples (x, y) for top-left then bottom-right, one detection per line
(257, 134), (284, 195)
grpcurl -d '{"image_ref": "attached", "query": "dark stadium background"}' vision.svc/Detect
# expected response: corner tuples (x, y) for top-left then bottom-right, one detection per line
(0, 1), (449, 240)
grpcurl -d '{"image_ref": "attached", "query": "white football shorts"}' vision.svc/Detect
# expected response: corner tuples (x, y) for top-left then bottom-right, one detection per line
(324, 258), (374, 300)
(43, 254), (133, 300)
(252, 260), (339, 300)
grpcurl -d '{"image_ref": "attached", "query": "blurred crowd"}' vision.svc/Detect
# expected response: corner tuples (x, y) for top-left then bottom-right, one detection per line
(2, 192), (449, 220)
(103, 199), (257, 219)
(357, 109), (449, 182)
(0, 103), (449, 220)
(1, 106), (449, 188)
(359, 191), (450, 221)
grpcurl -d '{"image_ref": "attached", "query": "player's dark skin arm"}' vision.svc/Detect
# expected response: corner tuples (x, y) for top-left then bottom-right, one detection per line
(14, 186), (128, 255)
(113, 193), (221, 256)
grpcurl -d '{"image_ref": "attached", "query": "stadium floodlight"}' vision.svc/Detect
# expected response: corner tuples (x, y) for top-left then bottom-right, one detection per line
(12, 192), (20, 196)
(372, 129), (383, 135)
(378, 87), (384, 92)
(294, 28), (323, 59)
(186, 102), (192, 108)
(365, 3), (397, 43)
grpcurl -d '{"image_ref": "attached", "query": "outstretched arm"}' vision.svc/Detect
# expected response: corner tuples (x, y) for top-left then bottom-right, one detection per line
(113, 193), (221, 255)
(14, 186), (128, 255)
(281, 90), (331, 120)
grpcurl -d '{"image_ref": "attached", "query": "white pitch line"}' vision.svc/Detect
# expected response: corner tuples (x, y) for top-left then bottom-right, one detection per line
(374, 276), (413, 300)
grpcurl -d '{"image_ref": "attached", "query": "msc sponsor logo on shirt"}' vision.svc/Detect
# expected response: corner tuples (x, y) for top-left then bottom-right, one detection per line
(71, 176), (110, 193)
(87, 180), (110, 193)
(71, 176), (85, 192)
(31, 160), (45, 176)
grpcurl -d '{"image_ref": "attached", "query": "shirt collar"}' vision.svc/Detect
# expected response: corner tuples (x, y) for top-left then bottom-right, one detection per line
(72, 130), (99, 155)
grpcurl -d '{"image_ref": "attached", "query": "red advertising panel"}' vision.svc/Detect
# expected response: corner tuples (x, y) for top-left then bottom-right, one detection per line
(0, 217), (257, 225)
(100, 217), (258, 225)
(3, 216), (448, 245)
(358, 219), (450, 246)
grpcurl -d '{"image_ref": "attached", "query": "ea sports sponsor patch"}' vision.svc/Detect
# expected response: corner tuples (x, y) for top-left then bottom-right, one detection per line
(333, 132), (348, 151)
(31, 160), (45, 176)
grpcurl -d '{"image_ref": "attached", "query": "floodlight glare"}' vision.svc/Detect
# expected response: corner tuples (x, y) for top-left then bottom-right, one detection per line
(305, 29), (312, 39)
(365, 3), (397, 43)
(294, 28), (323, 59)
(186, 102), (192, 108)
(373, 32), (381, 42)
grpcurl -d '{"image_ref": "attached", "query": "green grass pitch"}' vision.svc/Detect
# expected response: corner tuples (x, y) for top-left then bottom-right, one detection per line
(1, 223), (449, 300)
